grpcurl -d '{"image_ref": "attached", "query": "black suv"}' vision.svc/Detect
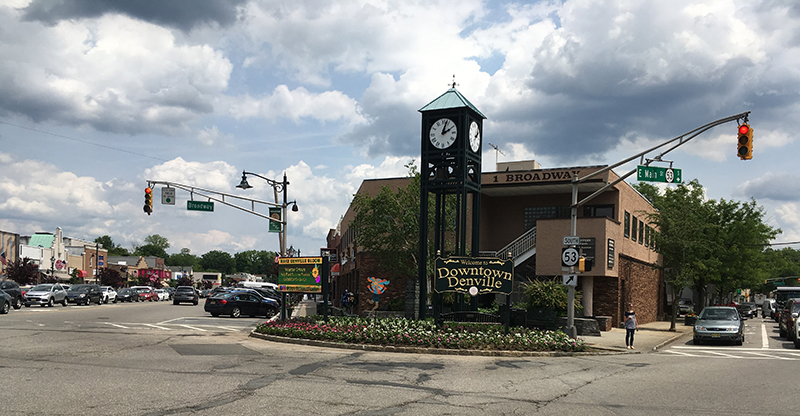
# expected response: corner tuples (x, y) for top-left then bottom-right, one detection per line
(0, 280), (23, 310)
(66, 284), (103, 305)
(172, 286), (199, 305)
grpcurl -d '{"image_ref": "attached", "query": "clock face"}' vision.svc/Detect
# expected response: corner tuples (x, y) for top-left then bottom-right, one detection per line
(429, 118), (457, 149)
(469, 121), (481, 152)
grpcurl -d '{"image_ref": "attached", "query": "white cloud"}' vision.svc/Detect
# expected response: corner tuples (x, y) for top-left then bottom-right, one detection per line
(224, 85), (366, 125)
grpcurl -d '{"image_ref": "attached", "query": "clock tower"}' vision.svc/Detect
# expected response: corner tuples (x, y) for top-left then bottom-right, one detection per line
(417, 86), (485, 319)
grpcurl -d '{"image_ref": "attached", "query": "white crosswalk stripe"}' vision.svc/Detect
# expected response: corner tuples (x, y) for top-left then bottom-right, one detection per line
(664, 346), (800, 360)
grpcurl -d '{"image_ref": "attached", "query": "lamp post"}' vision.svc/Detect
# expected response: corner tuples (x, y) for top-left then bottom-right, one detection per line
(236, 171), (299, 257)
(50, 256), (55, 283)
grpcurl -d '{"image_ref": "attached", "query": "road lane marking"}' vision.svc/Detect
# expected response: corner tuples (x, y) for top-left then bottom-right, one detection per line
(144, 324), (171, 330)
(215, 326), (240, 331)
(762, 322), (769, 349)
(664, 350), (703, 357)
(744, 352), (795, 360)
(105, 323), (129, 329)
(178, 324), (207, 331)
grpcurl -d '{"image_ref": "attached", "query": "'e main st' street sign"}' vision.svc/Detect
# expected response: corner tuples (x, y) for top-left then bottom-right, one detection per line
(434, 257), (514, 295)
(637, 165), (682, 183)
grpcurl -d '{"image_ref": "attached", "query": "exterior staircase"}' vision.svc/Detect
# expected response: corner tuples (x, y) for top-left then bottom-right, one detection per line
(480, 227), (536, 267)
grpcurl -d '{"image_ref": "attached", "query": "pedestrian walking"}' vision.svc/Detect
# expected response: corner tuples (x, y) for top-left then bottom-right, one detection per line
(624, 302), (638, 349)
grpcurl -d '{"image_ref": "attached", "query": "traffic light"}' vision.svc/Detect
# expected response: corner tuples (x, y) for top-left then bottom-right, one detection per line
(578, 257), (593, 272)
(737, 123), (753, 160)
(144, 187), (153, 215)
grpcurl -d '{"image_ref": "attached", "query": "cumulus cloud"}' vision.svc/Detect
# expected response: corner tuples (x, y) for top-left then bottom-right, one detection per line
(224, 85), (366, 125)
(735, 172), (800, 202)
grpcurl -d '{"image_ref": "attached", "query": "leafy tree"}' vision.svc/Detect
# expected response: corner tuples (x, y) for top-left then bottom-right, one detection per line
(94, 235), (131, 256)
(6, 257), (39, 285)
(167, 248), (199, 268)
(234, 250), (278, 276)
(200, 250), (235, 274)
(350, 162), (455, 282)
(177, 276), (194, 287)
(521, 277), (582, 315)
(99, 268), (125, 288)
(144, 234), (170, 251)
(134, 244), (168, 259)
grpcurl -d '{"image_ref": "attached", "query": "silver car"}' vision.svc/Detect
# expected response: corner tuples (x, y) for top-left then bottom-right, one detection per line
(24, 283), (68, 307)
(693, 306), (744, 345)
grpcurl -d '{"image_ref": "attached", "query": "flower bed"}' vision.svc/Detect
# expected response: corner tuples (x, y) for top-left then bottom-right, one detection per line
(254, 316), (587, 352)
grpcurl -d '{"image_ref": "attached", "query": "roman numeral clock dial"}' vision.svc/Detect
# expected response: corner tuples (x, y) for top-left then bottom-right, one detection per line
(429, 118), (457, 149)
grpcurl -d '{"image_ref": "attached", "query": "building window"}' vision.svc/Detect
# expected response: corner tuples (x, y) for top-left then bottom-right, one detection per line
(631, 216), (638, 242)
(584, 204), (615, 219)
(524, 206), (570, 230)
(645, 226), (650, 248)
(638, 220), (644, 244)
(624, 211), (630, 238)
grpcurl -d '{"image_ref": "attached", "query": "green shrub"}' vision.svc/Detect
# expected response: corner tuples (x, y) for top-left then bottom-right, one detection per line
(521, 277), (582, 315)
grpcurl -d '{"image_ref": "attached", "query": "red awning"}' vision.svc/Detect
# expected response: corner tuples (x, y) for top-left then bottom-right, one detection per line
(78, 270), (88, 278)
(331, 263), (340, 276)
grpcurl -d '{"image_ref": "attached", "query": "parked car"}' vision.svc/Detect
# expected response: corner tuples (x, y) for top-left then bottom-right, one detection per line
(116, 287), (140, 302)
(198, 289), (211, 298)
(66, 284), (103, 305)
(204, 291), (279, 318)
(677, 299), (694, 316)
(692, 306), (744, 345)
(131, 286), (157, 302)
(249, 287), (282, 306)
(164, 287), (175, 299)
(100, 286), (118, 304)
(779, 298), (800, 339)
(23, 283), (68, 307)
(736, 302), (757, 319)
(154, 289), (170, 301)
(172, 286), (199, 305)
(0, 280), (24, 310)
(763, 299), (776, 318)
(0, 289), (12, 314)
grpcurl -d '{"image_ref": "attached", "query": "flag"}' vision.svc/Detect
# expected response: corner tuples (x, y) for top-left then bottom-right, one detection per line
(0, 251), (7, 266)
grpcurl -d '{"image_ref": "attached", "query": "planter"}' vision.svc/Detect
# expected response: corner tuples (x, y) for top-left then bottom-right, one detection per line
(684, 316), (697, 326)
(594, 316), (612, 331)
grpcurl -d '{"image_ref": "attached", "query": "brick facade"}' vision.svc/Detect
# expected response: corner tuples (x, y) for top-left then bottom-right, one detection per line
(617, 255), (664, 326)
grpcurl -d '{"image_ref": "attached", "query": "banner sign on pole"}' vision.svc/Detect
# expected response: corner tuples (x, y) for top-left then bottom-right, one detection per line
(434, 257), (513, 295)
(268, 207), (282, 233)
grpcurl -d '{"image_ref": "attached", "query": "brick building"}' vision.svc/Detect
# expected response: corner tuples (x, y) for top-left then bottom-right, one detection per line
(328, 161), (664, 327)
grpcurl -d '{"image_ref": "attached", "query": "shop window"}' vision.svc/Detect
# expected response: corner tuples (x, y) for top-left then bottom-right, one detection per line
(624, 211), (630, 238)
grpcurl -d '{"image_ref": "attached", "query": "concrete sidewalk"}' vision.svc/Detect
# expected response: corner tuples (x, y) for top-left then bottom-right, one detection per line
(580, 319), (693, 352)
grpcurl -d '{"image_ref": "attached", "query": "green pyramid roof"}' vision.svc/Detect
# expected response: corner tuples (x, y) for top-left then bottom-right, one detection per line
(29, 233), (54, 248)
(419, 88), (486, 119)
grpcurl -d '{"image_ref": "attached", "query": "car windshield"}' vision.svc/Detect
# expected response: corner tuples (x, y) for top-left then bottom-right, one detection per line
(68, 285), (91, 292)
(176, 288), (194, 292)
(30, 285), (53, 291)
(793, 304), (800, 313)
(699, 308), (739, 320)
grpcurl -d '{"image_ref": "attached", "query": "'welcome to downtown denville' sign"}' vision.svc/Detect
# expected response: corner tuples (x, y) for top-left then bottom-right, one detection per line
(434, 257), (514, 295)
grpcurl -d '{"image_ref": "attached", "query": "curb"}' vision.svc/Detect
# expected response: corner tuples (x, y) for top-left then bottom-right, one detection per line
(249, 331), (627, 357)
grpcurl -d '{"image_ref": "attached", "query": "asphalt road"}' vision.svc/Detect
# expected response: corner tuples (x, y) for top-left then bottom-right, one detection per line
(0, 302), (795, 415)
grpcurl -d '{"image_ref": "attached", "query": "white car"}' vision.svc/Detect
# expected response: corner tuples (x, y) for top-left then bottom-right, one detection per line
(795, 319), (800, 349)
(100, 286), (117, 304)
(154, 289), (170, 301)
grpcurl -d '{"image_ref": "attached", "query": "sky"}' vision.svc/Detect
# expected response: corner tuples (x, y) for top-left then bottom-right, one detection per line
(1, 0), (799, 259)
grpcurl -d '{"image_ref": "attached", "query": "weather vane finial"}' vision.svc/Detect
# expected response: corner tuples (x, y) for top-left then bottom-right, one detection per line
(450, 74), (458, 89)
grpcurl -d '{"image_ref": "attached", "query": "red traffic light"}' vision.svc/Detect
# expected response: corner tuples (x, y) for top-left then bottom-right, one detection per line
(145, 187), (152, 194)
(738, 125), (750, 135)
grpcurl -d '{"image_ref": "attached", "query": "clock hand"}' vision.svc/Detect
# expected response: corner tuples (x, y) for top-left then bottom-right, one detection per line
(441, 120), (448, 135)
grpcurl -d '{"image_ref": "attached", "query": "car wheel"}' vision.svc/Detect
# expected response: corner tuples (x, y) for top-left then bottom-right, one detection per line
(112, 298), (117, 303)
(694, 338), (702, 345)
(266, 307), (278, 318)
(24, 304), (30, 307)
(231, 307), (241, 318)
(795, 339), (800, 349)
(47, 298), (54, 307)
(193, 301), (198, 306)
(12, 297), (21, 309)
(103, 296), (108, 304)
(173, 301), (178, 305)
(211, 312), (220, 317)
(779, 326), (787, 338)
(62, 297), (68, 306)
(0, 301), (8, 314)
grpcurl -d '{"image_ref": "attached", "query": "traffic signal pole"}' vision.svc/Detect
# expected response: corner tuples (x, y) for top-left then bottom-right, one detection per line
(564, 111), (750, 339)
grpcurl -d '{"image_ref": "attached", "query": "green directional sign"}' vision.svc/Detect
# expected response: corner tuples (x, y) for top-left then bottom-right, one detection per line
(187, 200), (214, 212)
(637, 165), (682, 183)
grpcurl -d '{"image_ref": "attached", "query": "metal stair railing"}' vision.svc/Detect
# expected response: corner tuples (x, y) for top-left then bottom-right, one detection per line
(479, 227), (536, 262)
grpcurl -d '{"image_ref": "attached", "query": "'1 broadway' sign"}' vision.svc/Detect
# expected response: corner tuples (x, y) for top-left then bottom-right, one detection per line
(434, 257), (514, 295)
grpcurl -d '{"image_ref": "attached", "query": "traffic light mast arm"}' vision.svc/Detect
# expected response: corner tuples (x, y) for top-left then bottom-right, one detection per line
(145, 180), (285, 224)
(572, 111), (750, 210)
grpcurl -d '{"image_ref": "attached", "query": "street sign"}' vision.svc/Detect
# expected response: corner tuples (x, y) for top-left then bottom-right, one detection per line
(636, 165), (682, 183)
(563, 236), (580, 246)
(187, 200), (214, 212)
(562, 274), (577, 286)
(561, 247), (579, 267)
(161, 187), (175, 205)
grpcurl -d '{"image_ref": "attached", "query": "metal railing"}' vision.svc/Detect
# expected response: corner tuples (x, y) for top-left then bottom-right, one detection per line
(479, 227), (536, 262)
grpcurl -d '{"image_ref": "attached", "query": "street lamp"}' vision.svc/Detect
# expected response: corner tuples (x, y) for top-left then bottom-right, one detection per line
(50, 256), (55, 283)
(236, 170), (299, 256)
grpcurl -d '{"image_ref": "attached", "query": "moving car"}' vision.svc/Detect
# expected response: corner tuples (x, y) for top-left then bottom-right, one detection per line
(693, 306), (744, 345)
(763, 299), (776, 318)
(204, 291), (279, 318)
(0, 289), (12, 314)
(736, 302), (757, 319)
(779, 298), (800, 339)
(116, 287), (140, 302)
(66, 284), (103, 305)
(154, 289), (170, 301)
(172, 286), (199, 305)
(678, 299), (694, 316)
(23, 283), (68, 307)
(0, 280), (24, 310)
(100, 286), (117, 304)
(794, 319), (800, 349)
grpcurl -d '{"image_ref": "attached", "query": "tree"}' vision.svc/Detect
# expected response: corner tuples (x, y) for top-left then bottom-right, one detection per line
(144, 234), (170, 251)
(350, 162), (454, 282)
(133, 234), (170, 259)
(6, 257), (39, 285)
(177, 276), (194, 287)
(99, 268), (125, 288)
(167, 248), (198, 268)
(234, 250), (277, 276)
(200, 250), (235, 274)
(634, 179), (779, 330)
(94, 235), (131, 256)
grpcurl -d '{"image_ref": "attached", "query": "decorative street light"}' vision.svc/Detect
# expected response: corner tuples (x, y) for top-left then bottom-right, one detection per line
(236, 171), (299, 257)
(50, 256), (55, 282)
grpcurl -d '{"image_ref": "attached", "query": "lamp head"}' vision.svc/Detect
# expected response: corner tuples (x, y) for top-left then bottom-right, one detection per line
(291, 202), (299, 212)
(236, 173), (253, 190)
